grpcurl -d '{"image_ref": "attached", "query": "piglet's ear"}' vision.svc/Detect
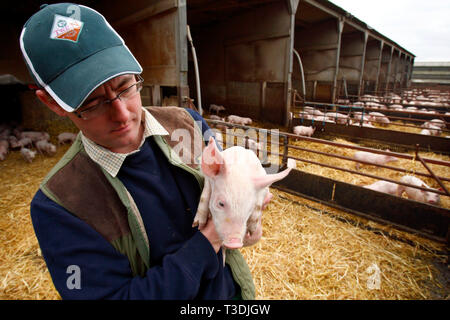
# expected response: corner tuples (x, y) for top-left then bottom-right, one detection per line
(252, 158), (296, 190)
(201, 136), (225, 177)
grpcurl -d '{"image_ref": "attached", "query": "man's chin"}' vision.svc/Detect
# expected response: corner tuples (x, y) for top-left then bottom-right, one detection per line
(108, 127), (142, 153)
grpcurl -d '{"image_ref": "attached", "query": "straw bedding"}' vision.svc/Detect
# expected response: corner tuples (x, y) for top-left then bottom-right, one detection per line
(285, 137), (450, 210)
(241, 188), (449, 299)
(1, 123), (448, 300)
(0, 144), (70, 300)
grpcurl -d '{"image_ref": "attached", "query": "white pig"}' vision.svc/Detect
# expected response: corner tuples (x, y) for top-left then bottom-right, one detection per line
(397, 175), (441, 205)
(429, 119), (446, 129)
(325, 112), (348, 124)
(35, 140), (57, 155)
(21, 131), (50, 142)
(227, 115), (252, 125)
(353, 150), (399, 169)
(208, 115), (225, 121)
(369, 112), (390, 126)
(353, 112), (371, 124)
(21, 147), (36, 163)
(57, 132), (77, 145)
(209, 104), (226, 114)
(18, 137), (33, 148)
(363, 180), (399, 196)
(193, 136), (295, 249)
(293, 125), (315, 137)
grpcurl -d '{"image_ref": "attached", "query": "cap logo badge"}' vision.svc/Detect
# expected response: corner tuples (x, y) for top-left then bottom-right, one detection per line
(50, 14), (84, 42)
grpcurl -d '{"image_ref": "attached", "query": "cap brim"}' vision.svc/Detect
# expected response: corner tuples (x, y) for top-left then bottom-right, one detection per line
(45, 45), (142, 112)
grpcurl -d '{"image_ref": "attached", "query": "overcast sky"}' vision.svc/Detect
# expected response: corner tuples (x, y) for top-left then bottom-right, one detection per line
(329, 0), (450, 62)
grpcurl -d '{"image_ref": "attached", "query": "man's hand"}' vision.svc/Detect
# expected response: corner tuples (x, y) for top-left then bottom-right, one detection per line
(199, 218), (222, 253)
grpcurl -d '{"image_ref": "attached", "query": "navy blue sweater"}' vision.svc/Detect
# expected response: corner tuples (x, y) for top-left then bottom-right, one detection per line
(30, 109), (236, 299)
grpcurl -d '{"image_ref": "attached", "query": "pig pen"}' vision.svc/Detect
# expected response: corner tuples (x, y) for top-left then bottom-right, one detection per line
(207, 112), (450, 209)
(1, 122), (449, 300)
(208, 115), (449, 298)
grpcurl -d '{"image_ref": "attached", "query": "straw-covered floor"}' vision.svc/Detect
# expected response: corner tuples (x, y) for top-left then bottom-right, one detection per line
(0, 144), (70, 300)
(286, 137), (450, 210)
(1, 124), (449, 299)
(242, 188), (448, 299)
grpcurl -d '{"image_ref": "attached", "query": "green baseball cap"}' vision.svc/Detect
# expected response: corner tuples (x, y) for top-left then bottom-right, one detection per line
(20, 3), (142, 112)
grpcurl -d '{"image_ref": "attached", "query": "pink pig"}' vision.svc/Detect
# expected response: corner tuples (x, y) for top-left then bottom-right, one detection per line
(193, 136), (295, 249)
(353, 150), (399, 169)
(397, 175), (441, 205)
(363, 180), (399, 195)
(293, 125), (315, 137)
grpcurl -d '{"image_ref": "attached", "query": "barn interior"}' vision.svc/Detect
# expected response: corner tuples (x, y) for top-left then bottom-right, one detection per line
(186, 0), (294, 124)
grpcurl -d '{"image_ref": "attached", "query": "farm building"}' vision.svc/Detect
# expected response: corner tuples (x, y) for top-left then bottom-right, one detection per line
(0, 0), (449, 301)
(2, 0), (414, 127)
(411, 62), (450, 89)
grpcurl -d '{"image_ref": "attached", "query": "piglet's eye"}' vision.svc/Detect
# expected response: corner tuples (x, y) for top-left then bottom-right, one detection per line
(218, 201), (225, 208)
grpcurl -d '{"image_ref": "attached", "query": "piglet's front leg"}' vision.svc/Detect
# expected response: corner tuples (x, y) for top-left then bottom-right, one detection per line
(192, 179), (211, 230)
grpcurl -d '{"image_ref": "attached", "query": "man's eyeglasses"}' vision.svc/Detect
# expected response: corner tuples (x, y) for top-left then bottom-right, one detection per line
(74, 75), (144, 120)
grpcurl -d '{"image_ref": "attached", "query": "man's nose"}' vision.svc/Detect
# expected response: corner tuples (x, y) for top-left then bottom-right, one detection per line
(105, 85), (130, 122)
(109, 97), (130, 122)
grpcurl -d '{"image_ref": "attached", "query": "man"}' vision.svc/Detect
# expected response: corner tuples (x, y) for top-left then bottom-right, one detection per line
(21, 3), (255, 299)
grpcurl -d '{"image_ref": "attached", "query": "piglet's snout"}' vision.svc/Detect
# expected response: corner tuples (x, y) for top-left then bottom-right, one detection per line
(223, 237), (243, 249)
(222, 227), (245, 249)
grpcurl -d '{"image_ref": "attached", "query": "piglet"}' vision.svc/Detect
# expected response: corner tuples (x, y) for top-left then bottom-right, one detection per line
(18, 137), (33, 148)
(209, 104), (226, 114)
(57, 132), (77, 145)
(209, 115), (225, 121)
(21, 147), (36, 163)
(193, 136), (295, 249)
(21, 131), (50, 143)
(363, 180), (399, 196)
(293, 125), (315, 137)
(227, 115), (253, 125)
(353, 150), (398, 169)
(397, 175), (441, 205)
(368, 112), (390, 126)
(429, 119), (445, 129)
(35, 140), (57, 156)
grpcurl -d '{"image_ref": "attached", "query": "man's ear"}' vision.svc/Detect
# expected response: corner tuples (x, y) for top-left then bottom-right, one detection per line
(35, 89), (68, 117)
